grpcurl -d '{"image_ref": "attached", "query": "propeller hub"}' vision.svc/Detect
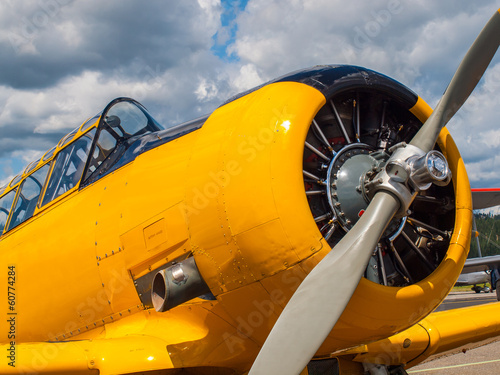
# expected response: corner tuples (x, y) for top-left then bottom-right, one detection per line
(409, 150), (452, 189)
(370, 144), (452, 217)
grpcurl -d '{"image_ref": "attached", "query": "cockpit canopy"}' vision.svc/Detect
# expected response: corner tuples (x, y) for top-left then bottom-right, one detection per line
(0, 98), (165, 235)
(83, 98), (163, 184)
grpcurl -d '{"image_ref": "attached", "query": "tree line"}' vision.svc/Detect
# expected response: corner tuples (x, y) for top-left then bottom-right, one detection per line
(469, 213), (500, 258)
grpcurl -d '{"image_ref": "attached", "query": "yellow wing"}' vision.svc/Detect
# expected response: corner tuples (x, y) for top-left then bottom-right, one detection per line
(336, 302), (500, 370)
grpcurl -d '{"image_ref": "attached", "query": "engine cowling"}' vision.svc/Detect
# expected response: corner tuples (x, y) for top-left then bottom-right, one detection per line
(185, 65), (471, 354)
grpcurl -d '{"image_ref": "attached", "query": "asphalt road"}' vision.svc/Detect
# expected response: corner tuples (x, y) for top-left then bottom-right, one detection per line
(435, 290), (498, 311)
(408, 291), (500, 374)
(408, 341), (500, 374)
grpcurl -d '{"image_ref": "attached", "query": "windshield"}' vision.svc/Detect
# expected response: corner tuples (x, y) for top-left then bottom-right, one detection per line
(83, 99), (163, 184)
(103, 100), (163, 139)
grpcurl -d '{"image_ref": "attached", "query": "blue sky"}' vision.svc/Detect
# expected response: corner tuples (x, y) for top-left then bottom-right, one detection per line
(211, 0), (248, 61)
(1, 0), (500, 191)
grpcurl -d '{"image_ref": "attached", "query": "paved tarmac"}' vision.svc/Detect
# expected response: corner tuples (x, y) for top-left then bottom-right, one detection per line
(435, 290), (498, 311)
(408, 291), (500, 374)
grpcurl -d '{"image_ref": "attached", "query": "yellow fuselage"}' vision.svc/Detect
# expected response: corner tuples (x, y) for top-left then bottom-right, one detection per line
(0, 79), (471, 373)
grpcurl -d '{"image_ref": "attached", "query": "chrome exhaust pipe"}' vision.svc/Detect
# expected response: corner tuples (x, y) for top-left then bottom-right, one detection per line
(151, 257), (211, 312)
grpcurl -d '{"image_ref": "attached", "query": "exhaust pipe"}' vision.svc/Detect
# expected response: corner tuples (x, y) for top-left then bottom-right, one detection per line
(151, 257), (211, 312)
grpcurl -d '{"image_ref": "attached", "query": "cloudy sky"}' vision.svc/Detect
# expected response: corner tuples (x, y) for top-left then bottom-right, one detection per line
(1, 0), (500, 190)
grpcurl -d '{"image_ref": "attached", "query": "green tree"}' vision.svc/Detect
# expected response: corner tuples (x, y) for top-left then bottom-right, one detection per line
(469, 213), (500, 258)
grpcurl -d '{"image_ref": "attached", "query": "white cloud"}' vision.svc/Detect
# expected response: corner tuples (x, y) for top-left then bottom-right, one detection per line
(228, 0), (498, 89)
(446, 61), (500, 187)
(231, 64), (264, 92)
(195, 77), (219, 101)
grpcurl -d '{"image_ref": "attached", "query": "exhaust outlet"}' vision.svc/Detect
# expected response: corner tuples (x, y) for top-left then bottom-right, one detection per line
(151, 257), (211, 312)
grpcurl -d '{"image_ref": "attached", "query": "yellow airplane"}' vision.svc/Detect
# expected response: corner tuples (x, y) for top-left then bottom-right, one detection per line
(0, 9), (499, 375)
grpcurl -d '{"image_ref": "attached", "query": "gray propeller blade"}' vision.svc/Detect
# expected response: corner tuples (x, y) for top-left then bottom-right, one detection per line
(248, 192), (399, 375)
(249, 9), (500, 375)
(411, 9), (500, 153)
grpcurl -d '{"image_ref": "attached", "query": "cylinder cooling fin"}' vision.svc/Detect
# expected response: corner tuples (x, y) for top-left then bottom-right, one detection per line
(303, 87), (456, 287)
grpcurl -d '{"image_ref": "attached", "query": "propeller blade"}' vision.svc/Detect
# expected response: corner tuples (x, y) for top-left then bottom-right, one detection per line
(411, 9), (500, 152)
(248, 192), (399, 375)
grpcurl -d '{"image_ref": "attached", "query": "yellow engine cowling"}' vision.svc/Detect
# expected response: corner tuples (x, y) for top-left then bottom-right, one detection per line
(185, 66), (472, 354)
